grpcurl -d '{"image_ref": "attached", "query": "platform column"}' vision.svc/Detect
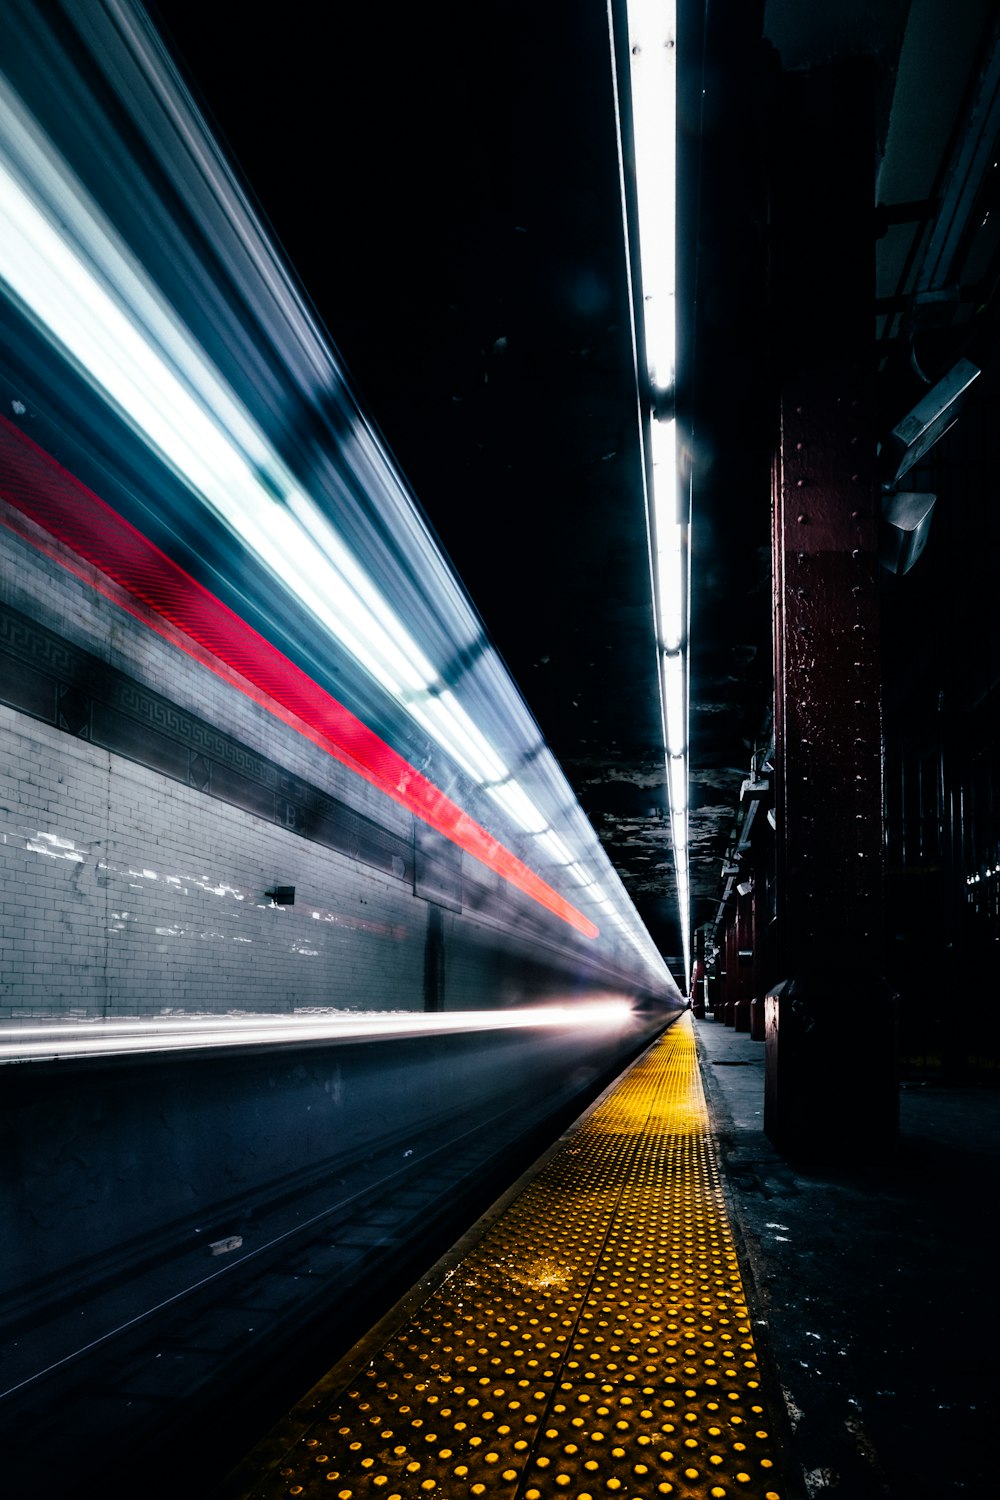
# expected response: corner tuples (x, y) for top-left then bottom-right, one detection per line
(748, 877), (767, 1041)
(765, 61), (897, 1159)
(691, 928), (706, 1017)
(732, 883), (754, 1032)
(722, 911), (738, 1025)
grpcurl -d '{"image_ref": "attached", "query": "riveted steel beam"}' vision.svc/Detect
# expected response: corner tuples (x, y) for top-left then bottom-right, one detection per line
(767, 62), (897, 1161)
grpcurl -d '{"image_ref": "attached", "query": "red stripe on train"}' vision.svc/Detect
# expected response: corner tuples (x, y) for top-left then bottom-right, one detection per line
(0, 413), (598, 939)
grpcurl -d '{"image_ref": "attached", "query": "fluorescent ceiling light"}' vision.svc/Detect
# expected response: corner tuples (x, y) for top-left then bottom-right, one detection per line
(650, 415), (684, 651)
(611, 1), (688, 984)
(625, 0), (677, 393)
(661, 649), (686, 756)
(667, 753), (687, 818)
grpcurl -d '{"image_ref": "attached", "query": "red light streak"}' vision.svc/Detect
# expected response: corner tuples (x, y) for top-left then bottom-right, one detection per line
(0, 414), (598, 938)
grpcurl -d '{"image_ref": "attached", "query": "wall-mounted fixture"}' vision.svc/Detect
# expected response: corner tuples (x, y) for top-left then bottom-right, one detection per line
(739, 775), (770, 804)
(880, 489), (937, 575)
(265, 885), (295, 905)
(884, 357), (980, 484)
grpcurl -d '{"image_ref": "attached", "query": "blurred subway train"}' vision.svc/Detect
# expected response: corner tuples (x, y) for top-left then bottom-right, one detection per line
(0, 4), (681, 1491)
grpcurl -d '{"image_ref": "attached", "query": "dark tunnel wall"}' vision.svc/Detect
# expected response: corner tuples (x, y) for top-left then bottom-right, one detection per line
(882, 361), (1000, 1073)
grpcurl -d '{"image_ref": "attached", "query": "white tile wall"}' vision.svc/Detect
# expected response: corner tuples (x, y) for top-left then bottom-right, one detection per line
(1, 527), (427, 1017)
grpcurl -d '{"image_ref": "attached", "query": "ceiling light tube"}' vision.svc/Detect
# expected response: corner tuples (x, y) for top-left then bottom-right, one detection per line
(661, 649), (686, 757)
(625, 0), (677, 394)
(650, 416), (684, 652)
(667, 753), (687, 818)
(612, 1), (687, 982)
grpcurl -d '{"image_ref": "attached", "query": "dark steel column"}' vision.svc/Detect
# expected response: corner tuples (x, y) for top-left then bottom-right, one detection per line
(691, 928), (706, 1017)
(748, 879), (766, 1041)
(765, 62), (897, 1159)
(723, 912), (738, 1025)
(732, 885), (754, 1032)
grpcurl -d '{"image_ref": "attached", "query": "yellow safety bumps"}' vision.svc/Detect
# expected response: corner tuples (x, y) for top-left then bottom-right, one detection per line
(240, 1015), (784, 1500)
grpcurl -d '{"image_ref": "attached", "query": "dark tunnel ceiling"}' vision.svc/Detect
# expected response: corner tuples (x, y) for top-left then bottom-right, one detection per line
(148, 0), (999, 972)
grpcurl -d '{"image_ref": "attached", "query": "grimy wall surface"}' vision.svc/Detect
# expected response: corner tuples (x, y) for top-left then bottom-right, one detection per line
(0, 515), (590, 1020)
(1, 514), (420, 1018)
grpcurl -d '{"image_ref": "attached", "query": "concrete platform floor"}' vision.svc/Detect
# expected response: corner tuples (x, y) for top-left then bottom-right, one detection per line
(694, 1012), (1000, 1499)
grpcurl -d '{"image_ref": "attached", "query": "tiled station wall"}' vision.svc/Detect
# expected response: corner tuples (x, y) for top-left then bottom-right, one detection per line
(0, 519), (538, 1019)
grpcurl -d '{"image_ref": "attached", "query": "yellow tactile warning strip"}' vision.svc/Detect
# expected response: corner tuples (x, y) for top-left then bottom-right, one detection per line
(236, 1015), (784, 1500)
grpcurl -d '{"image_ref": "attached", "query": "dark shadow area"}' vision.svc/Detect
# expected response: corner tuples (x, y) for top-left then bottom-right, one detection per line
(697, 1014), (1000, 1499)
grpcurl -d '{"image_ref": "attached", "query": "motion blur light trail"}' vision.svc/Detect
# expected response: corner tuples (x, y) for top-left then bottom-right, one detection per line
(0, 123), (595, 939)
(0, 1002), (637, 1064)
(0, 0), (676, 992)
(0, 412), (598, 940)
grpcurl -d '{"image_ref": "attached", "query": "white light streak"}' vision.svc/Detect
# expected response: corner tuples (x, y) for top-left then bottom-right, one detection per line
(0, 52), (674, 989)
(537, 830), (577, 867)
(487, 781), (550, 836)
(0, 1002), (637, 1064)
(0, 105), (542, 837)
(408, 689), (509, 786)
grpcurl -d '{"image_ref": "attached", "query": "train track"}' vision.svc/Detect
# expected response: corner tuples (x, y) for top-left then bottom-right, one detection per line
(2, 1066), (630, 1499)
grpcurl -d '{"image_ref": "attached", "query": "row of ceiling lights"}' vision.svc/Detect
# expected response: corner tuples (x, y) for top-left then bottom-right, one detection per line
(611, 0), (690, 983)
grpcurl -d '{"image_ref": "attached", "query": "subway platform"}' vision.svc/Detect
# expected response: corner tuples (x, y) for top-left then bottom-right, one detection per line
(217, 1012), (1000, 1500)
(694, 1009), (1000, 1499)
